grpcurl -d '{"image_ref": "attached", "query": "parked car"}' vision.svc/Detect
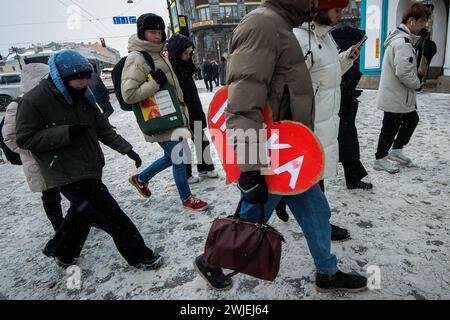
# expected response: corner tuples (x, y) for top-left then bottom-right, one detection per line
(0, 72), (21, 112)
(100, 68), (114, 93)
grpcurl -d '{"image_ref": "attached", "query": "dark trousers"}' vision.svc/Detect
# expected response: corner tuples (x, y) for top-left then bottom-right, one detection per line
(319, 180), (325, 194)
(186, 128), (215, 178)
(44, 179), (155, 266)
(342, 160), (368, 186)
(204, 78), (213, 92)
(213, 75), (219, 87)
(376, 111), (419, 160)
(41, 188), (64, 231)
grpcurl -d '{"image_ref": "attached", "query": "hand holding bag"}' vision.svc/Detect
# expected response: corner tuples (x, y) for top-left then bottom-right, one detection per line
(203, 200), (285, 281)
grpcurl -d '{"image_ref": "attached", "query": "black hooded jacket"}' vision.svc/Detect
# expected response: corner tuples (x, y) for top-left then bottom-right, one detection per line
(167, 34), (207, 129)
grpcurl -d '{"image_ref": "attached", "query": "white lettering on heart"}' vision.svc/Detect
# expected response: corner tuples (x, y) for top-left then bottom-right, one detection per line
(211, 99), (228, 132)
(273, 156), (305, 189)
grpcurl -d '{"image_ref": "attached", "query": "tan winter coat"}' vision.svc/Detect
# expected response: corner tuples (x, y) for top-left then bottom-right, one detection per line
(2, 63), (50, 192)
(121, 34), (191, 143)
(225, 0), (315, 173)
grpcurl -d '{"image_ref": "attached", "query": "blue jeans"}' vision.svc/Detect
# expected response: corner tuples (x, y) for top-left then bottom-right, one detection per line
(138, 141), (191, 201)
(240, 184), (338, 275)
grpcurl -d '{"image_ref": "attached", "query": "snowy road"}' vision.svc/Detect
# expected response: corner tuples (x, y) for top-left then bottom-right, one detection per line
(0, 82), (449, 300)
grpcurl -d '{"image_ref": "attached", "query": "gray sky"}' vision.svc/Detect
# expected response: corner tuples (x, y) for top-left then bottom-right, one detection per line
(0, 0), (170, 58)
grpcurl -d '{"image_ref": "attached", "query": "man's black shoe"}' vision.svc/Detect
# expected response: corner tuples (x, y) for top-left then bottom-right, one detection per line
(43, 245), (77, 268)
(275, 200), (289, 223)
(347, 181), (373, 190)
(134, 254), (164, 271)
(315, 270), (368, 293)
(331, 224), (351, 241)
(193, 255), (233, 291)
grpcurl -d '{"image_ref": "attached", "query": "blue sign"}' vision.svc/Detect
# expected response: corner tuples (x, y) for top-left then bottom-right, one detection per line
(360, 0), (389, 76)
(113, 16), (137, 25)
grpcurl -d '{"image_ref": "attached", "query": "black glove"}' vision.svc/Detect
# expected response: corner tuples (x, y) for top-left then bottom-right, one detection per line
(68, 124), (91, 141)
(151, 69), (167, 87)
(238, 171), (268, 204)
(127, 150), (142, 168)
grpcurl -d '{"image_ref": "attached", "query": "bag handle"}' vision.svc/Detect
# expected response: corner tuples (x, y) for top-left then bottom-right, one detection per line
(232, 199), (266, 226)
(139, 51), (156, 73)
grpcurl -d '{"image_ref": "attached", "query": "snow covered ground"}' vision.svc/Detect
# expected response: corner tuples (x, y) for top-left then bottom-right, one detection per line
(0, 81), (449, 300)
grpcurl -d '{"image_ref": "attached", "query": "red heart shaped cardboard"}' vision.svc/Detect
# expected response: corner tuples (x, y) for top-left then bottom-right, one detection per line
(208, 87), (324, 195)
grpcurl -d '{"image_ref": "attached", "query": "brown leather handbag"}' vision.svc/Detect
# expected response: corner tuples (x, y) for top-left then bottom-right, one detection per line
(203, 200), (285, 281)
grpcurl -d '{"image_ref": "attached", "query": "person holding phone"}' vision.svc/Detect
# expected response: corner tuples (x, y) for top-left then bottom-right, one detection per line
(332, 26), (373, 190)
(291, 0), (361, 241)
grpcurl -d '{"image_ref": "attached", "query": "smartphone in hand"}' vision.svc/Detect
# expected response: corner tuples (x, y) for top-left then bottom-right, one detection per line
(356, 35), (368, 49)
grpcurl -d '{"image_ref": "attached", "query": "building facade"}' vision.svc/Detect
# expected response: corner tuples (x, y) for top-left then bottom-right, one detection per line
(176, 0), (261, 64)
(176, 0), (363, 63)
(339, 0), (362, 28)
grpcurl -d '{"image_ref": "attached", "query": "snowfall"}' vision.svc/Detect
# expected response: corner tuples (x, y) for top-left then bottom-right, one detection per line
(0, 81), (449, 300)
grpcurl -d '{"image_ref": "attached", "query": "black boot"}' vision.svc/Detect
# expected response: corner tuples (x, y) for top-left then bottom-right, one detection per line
(275, 200), (289, 223)
(193, 255), (233, 291)
(43, 243), (77, 268)
(315, 270), (368, 293)
(133, 254), (164, 271)
(331, 224), (350, 241)
(347, 180), (373, 190)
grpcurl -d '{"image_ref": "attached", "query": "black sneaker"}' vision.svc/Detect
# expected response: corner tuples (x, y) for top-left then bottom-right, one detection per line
(347, 181), (373, 190)
(43, 246), (77, 268)
(275, 201), (289, 223)
(315, 270), (368, 293)
(331, 224), (351, 242)
(193, 255), (233, 291)
(134, 254), (164, 271)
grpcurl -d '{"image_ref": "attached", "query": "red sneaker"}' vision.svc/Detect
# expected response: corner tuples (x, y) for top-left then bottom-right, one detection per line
(129, 175), (151, 198)
(182, 195), (208, 211)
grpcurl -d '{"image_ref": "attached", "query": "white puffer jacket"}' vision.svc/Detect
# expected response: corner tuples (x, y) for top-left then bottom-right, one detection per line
(377, 24), (421, 113)
(2, 63), (50, 192)
(294, 22), (354, 178)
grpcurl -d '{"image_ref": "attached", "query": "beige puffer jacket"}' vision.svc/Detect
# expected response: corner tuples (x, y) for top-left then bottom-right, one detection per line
(2, 63), (50, 192)
(121, 34), (191, 143)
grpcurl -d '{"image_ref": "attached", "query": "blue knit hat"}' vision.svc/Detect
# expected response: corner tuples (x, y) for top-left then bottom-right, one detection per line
(48, 50), (96, 106)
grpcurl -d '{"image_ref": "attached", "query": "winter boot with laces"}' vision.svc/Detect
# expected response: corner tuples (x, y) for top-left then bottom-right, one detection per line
(182, 195), (209, 211)
(347, 180), (373, 190)
(193, 255), (233, 291)
(315, 270), (368, 293)
(43, 245), (78, 268)
(331, 224), (350, 241)
(133, 254), (164, 271)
